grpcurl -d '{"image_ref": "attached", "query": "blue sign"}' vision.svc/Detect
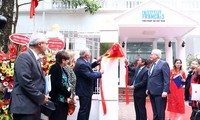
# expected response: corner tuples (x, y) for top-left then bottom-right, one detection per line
(142, 10), (165, 22)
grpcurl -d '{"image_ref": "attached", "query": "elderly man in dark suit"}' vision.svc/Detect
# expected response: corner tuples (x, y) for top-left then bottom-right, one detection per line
(130, 57), (148, 120)
(146, 49), (170, 120)
(10, 32), (49, 120)
(74, 48), (104, 120)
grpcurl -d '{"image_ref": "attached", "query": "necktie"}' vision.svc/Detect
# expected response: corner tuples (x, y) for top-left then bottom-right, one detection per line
(136, 68), (142, 77)
(37, 59), (42, 70)
(150, 63), (156, 75)
(133, 68), (141, 86)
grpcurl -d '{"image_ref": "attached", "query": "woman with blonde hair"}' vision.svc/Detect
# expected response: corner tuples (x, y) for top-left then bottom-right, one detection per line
(63, 50), (77, 115)
(68, 50), (76, 69)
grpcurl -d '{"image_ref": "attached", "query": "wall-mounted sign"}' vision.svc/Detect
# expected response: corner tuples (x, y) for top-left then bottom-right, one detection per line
(9, 34), (29, 45)
(48, 38), (65, 50)
(142, 10), (165, 22)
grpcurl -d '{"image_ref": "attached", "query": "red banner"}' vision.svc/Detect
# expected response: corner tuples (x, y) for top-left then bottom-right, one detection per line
(48, 38), (65, 50)
(30, 0), (38, 18)
(9, 34), (30, 45)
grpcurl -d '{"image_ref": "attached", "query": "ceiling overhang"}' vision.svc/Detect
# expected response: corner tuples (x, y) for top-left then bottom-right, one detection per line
(114, 0), (199, 42)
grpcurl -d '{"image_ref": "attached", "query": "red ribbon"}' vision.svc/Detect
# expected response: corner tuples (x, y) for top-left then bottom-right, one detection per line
(100, 77), (107, 115)
(99, 43), (126, 115)
(125, 61), (130, 104)
(99, 63), (107, 115)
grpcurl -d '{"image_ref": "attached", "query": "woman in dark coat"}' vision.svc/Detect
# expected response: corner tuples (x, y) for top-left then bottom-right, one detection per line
(49, 51), (71, 120)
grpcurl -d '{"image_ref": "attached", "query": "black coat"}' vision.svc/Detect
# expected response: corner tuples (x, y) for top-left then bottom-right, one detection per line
(185, 70), (194, 101)
(49, 63), (71, 102)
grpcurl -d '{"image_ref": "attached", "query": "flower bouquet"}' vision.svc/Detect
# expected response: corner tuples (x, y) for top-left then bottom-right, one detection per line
(0, 43), (28, 119)
(0, 98), (12, 119)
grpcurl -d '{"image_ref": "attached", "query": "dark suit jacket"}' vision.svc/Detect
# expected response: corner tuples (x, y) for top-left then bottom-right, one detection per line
(128, 65), (136, 85)
(74, 57), (102, 97)
(10, 49), (45, 114)
(185, 70), (194, 100)
(49, 63), (71, 102)
(133, 66), (148, 97)
(147, 60), (170, 95)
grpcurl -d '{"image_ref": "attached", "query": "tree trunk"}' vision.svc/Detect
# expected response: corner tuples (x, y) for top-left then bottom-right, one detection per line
(0, 0), (14, 53)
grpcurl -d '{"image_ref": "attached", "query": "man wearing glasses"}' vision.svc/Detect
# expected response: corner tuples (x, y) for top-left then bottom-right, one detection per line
(10, 32), (50, 120)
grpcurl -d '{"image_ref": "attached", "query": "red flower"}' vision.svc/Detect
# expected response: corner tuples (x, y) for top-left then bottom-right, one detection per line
(42, 56), (47, 65)
(5, 77), (10, 81)
(0, 52), (6, 60)
(4, 99), (10, 105)
(0, 101), (3, 108)
(11, 77), (14, 81)
(8, 44), (17, 55)
(20, 45), (28, 52)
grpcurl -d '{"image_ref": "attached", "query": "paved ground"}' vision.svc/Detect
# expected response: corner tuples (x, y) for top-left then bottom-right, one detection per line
(119, 101), (192, 120)
(119, 102), (135, 120)
(43, 101), (190, 120)
(43, 102), (136, 120)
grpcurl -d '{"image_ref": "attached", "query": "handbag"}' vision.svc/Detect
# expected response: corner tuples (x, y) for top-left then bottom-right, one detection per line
(191, 102), (200, 120)
(194, 110), (200, 120)
(68, 100), (76, 115)
(191, 109), (197, 120)
(41, 100), (56, 117)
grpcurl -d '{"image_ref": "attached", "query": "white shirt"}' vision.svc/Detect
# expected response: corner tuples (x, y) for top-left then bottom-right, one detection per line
(30, 48), (40, 61)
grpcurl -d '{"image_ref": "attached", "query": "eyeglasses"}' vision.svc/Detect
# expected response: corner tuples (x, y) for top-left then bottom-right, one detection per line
(41, 42), (48, 45)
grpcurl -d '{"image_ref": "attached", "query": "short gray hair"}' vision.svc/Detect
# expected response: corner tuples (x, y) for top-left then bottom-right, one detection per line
(152, 49), (162, 58)
(29, 32), (46, 46)
(79, 48), (90, 58)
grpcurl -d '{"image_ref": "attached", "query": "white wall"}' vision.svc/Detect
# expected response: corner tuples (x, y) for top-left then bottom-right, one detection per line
(16, 11), (121, 34)
(68, 95), (100, 120)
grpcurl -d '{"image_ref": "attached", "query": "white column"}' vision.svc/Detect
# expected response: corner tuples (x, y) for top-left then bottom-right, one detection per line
(98, 30), (119, 120)
(74, 37), (86, 59)
(164, 37), (173, 69)
(152, 39), (158, 49)
(119, 40), (127, 87)
(65, 38), (69, 50)
(99, 58), (119, 120)
(176, 37), (187, 71)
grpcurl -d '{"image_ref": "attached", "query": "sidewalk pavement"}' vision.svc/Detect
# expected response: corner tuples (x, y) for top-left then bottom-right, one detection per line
(119, 101), (192, 120)
(41, 102), (136, 120)
(119, 102), (135, 120)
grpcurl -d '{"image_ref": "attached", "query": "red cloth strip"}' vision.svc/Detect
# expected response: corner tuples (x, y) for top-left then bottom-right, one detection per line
(100, 77), (107, 115)
(30, 0), (38, 18)
(125, 61), (130, 104)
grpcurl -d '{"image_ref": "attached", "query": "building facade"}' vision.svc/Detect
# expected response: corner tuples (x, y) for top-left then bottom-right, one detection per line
(15, 0), (200, 119)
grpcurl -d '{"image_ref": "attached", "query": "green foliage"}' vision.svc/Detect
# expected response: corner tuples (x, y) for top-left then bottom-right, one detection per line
(186, 53), (198, 70)
(84, 0), (101, 14)
(100, 43), (114, 55)
(60, 0), (101, 14)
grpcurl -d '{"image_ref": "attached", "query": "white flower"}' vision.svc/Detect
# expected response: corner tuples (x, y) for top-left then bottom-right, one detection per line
(11, 63), (14, 69)
(2, 105), (7, 110)
(1, 76), (5, 80)
(3, 82), (8, 87)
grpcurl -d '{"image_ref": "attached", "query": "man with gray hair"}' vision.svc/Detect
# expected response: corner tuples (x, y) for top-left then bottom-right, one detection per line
(10, 32), (49, 120)
(74, 48), (104, 120)
(146, 49), (170, 120)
